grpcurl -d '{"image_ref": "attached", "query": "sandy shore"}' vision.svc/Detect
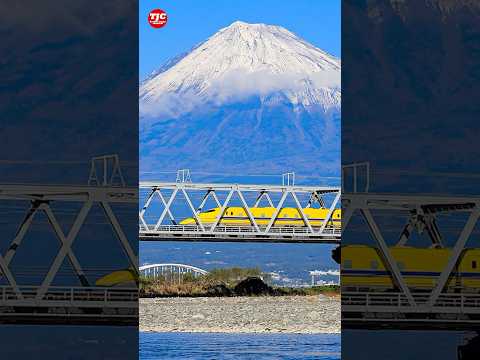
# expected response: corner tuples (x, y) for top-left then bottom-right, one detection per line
(140, 295), (340, 334)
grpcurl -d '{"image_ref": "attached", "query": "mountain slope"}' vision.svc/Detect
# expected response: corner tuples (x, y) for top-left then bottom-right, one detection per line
(140, 21), (341, 178)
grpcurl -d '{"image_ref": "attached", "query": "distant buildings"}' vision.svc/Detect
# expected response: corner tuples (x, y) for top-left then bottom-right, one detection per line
(309, 269), (340, 286)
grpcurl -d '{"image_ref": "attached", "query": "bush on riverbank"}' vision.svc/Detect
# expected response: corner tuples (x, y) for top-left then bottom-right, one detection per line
(139, 267), (264, 297)
(276, 285), (340, 297)
(205, 267), (266, 286)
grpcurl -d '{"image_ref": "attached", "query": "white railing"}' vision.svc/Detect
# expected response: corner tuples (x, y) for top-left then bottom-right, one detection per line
(0, 285), (138, 307)
(342, 291), (480, 313)
(140, 224), (340, 235)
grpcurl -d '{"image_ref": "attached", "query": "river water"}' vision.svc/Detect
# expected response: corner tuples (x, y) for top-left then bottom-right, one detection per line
(140, 332), (340, 360)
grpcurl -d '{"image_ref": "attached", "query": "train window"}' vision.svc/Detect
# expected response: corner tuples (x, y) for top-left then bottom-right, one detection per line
(472, 261), (477, 269)
(344, 259), (352, 269)
(397, 262), (405, 271)
(370, 260), (379, 269)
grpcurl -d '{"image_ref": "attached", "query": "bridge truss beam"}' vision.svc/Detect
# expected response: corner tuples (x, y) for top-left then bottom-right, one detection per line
(139, 182), (341, 243)
(342, 193), (480, 328)
(0, 184), (138, 323)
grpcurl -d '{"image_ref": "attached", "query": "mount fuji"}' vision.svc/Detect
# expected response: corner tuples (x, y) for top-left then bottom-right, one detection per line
(140, 21), (340, 179)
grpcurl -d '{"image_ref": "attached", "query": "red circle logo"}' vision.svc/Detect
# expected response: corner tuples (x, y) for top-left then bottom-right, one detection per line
(148, 9), (168, 28)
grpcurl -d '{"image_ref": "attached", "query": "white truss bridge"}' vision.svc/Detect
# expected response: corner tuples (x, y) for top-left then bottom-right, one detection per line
(140, 263), (209, 282)
(342, 191), (480, 329)
(139, 182), (341, 243)
(0, 183), (138, 324)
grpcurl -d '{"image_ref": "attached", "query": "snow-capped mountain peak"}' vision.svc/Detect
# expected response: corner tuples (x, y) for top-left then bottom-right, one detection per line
(140, 21), (341, 117)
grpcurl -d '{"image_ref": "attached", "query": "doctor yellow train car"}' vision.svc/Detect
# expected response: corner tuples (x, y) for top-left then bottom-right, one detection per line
(340, 245), (480, 292)
(179, 206), (341, 227)
(95, 268), (138, 287)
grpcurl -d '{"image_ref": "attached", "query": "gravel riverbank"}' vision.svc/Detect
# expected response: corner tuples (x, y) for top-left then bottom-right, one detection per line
(140, 295), (340, 334)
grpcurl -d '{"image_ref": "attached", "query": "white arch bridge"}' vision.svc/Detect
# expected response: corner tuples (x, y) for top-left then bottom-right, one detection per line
(140, 263), (209, 282)
(139, 182), (341, 243)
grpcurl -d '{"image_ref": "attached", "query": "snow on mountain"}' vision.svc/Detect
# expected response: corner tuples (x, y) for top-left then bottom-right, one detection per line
(140, 21), (341, 178)
(140, 21), (340, 118)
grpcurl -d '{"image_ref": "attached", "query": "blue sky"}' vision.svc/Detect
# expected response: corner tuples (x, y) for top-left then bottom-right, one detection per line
(139, 0), (341, 79)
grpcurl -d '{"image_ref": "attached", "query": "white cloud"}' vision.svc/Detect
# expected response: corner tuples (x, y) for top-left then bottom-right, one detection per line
(140, 69), (340, 120)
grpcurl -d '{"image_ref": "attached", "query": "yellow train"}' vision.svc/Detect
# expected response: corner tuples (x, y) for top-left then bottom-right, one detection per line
(341, 245), (480, 292)
(179, 206), (341, 227)
(95, 268), (138, 287)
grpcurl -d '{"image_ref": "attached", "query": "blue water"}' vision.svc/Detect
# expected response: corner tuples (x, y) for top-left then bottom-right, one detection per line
(140, 332), (340, 359)
(0, 325), (138, 358)
(342, 330), (466, 360)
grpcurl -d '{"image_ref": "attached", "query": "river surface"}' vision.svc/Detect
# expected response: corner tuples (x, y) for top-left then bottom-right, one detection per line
(342, 330), (469, 360)
(140, 332), (340, 360)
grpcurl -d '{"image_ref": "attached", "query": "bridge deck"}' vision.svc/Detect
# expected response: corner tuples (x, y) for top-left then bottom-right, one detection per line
(140, 225), (341, 243)
(0, 285), (138, 325)
(343, 291), (480, 330)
